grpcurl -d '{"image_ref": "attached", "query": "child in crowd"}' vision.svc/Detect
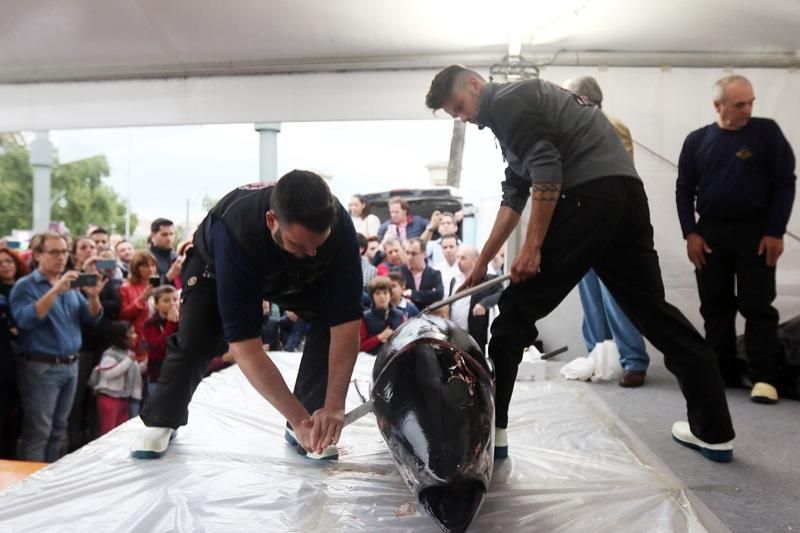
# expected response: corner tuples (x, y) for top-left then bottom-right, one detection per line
(91, 321), (146, 435)
(142, 285), (179, 398)
(387, 271), (420, 319)
(360, 276), (405, 355)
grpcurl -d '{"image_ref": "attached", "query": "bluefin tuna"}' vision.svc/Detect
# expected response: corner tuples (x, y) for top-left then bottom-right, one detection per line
(371, 314), (495, 533)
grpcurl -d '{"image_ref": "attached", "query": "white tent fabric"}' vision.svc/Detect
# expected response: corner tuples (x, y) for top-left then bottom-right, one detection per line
(0, 353), (725, 532)
(0, 0), (798, 85)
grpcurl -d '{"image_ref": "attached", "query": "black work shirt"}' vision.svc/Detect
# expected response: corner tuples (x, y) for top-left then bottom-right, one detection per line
(193, 183), (363, 343)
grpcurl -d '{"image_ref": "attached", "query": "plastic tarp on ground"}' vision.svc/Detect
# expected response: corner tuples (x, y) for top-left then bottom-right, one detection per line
(0, 353), (726, 532)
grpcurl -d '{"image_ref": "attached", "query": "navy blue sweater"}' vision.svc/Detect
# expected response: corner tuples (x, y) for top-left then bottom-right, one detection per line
(676, 117), (796, 238)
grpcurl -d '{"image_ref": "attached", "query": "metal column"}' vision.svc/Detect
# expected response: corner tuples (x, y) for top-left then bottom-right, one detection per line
(255, 123), (281, 183)
(30, 131), (54, 233)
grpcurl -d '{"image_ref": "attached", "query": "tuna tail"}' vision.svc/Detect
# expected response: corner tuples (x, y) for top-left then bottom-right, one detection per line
(419, 480), (486, 533)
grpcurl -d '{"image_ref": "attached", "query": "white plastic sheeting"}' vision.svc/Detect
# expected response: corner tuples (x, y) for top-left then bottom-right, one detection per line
(0, 353), (725, 532)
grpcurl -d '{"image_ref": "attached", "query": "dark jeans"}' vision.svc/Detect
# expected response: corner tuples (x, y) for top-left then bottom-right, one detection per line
(17, 358), (78, 461)
(488, 177), (735, 444)
(696, 218), (782, 386)
(140, 251), (331, 429)
(280, 316), (310, 352)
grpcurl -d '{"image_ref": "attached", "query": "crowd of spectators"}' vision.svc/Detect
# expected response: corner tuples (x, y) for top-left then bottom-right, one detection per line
(0, 193), (505, 463)
(0, 218), (239, 463)
(349, 194), (505, 357)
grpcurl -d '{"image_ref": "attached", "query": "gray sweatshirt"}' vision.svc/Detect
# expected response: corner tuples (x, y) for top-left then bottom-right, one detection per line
(93, 346), (146, 400)
(475, 79), (640, 213)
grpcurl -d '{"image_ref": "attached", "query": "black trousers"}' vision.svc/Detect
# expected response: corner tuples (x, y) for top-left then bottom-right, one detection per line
(696, 218), (782, 386)
(140, 251), (331, 429)
(66, 349), (98, 451)
(488, 177), (735, 444)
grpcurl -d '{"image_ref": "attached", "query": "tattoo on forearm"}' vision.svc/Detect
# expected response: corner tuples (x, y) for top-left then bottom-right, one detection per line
(532, 183), (561, 202)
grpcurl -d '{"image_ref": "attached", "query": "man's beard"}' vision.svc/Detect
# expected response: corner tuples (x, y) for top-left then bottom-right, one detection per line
(273, 228), (311, 260)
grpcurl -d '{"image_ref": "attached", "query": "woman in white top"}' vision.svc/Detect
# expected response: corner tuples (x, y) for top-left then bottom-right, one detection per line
(349, 194), (381, 238)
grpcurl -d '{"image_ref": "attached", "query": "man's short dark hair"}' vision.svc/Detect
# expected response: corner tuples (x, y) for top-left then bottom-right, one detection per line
(440, 233), (459, 246)
(114, 239), (130, 252)
(426, 65), (483, 111)
(356, 233), (368, 253)
(151, 218), (174, 234)
(89, 227), (109, 237)
(272, 170), (337, 233)
(367, 235), (380, 244)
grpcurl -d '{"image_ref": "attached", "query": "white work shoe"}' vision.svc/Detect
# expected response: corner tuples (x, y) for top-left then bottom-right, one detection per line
(494, 427), (508, 459)
(671, 421), (733, 463)
(130, 426), (177, 459)
(284, 427), (339, 460)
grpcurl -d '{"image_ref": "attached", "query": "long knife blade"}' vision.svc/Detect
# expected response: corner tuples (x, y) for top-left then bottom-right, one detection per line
(344, 400), (374, 426)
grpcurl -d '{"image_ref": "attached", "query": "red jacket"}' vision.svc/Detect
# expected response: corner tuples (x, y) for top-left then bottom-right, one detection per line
(142, 312), (178, 382)
(119, 282), (151, 355)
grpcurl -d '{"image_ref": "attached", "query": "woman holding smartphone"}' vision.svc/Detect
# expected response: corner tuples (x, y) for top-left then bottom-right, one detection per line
(69, 236), (96, 272)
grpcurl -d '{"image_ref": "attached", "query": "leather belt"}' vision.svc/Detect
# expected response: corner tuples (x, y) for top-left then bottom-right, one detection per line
(22, 352), (79, 365)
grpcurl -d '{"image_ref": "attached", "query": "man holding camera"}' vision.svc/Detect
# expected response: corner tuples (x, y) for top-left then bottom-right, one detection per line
(9, 232), (105, 461)
(132, 171), (363, 460)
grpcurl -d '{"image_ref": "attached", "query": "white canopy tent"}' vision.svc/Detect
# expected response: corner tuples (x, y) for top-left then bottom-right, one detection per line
(0, 0), (798, 129)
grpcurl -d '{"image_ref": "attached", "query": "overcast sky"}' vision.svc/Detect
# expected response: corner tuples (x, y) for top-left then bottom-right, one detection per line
(47, 120), (508, 236)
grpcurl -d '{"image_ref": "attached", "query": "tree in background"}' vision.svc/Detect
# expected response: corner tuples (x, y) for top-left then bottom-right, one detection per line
(0, 134), (32, 235)
(0, 134), (136, 238)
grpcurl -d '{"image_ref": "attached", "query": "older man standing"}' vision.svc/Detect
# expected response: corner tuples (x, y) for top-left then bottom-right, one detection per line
(10, 232), (105, 461)
(563, 75), (650, 388)
(448, 245), (503, 352)
(677, 75), (796, 404)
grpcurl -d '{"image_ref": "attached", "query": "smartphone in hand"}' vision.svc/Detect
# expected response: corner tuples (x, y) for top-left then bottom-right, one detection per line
(95, 259), (116, 270)
(149, 276), (161, 288)
(71, 273), (98, 288)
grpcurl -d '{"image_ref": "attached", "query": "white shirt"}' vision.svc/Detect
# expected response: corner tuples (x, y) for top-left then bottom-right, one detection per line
(351, 214), (381, 238)
(435, 260), (460, 296)
(449, 271), (470, 330)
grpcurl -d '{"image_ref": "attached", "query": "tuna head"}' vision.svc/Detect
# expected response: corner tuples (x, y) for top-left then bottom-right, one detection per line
(371, 315), (495, 532)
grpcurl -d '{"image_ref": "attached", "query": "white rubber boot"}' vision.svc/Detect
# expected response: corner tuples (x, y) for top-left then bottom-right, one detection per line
(130, 427), (176, 459)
